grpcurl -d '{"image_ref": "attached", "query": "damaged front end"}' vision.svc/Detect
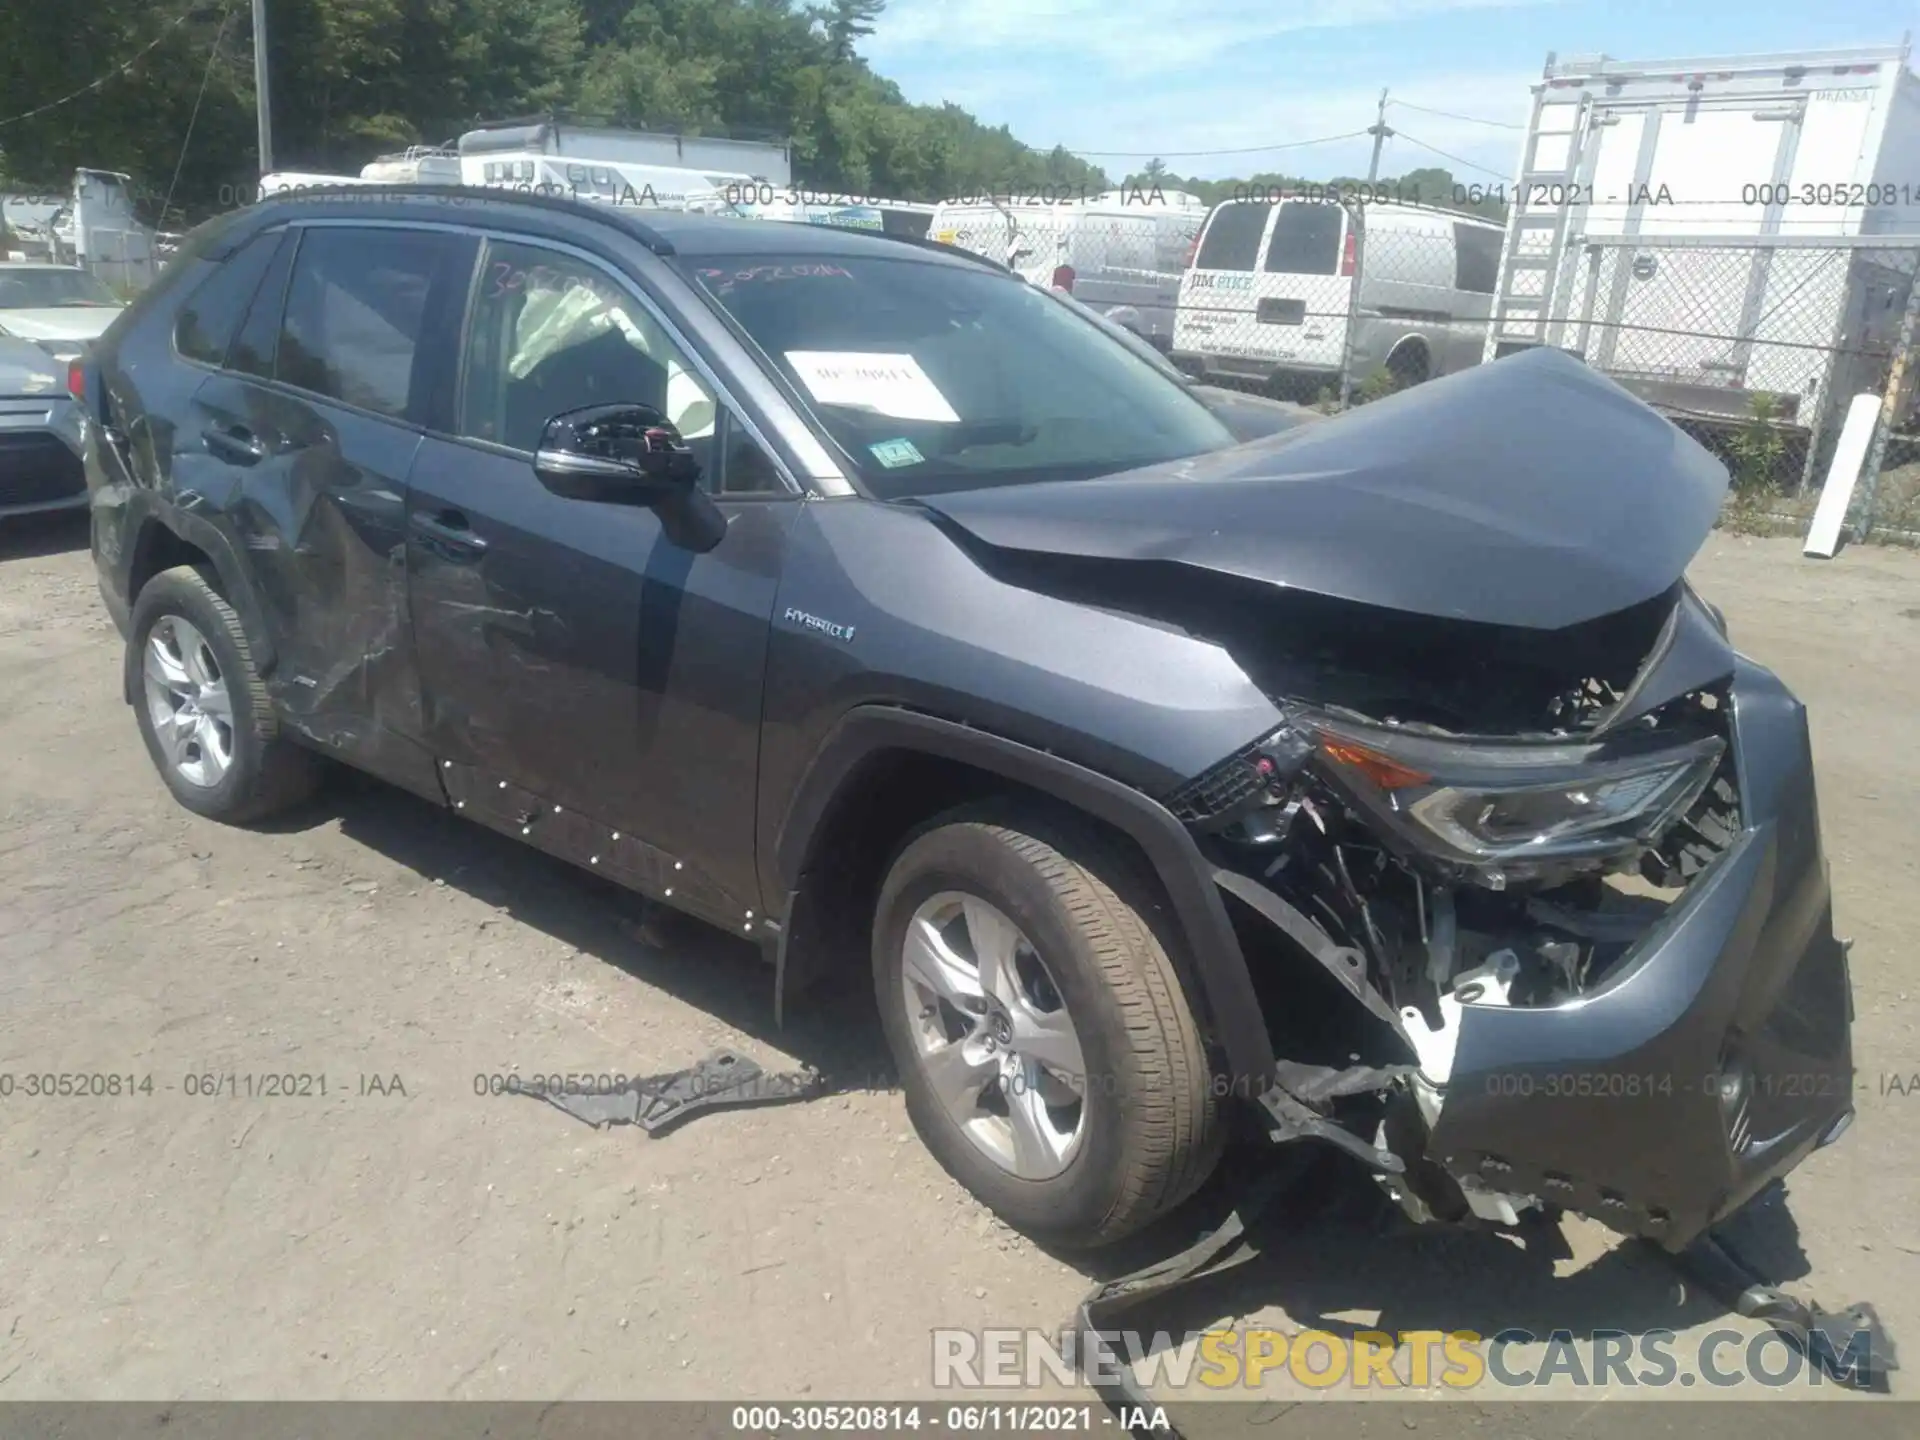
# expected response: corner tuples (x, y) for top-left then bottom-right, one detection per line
(920, 350), (1853, 1252)
(1166, 583), (1854, 1252)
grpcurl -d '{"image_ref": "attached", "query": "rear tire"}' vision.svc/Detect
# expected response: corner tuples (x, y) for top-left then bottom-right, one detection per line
(128, 564), (321, 823)
(873, 807), (1223, 1248)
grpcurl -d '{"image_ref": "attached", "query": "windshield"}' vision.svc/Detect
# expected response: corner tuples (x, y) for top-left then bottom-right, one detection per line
(677, 252), (1235, 498)
(0, 268), (120, 309)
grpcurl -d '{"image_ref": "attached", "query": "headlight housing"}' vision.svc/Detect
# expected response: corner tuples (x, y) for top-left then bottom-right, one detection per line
(1303, 712), (1726, 883)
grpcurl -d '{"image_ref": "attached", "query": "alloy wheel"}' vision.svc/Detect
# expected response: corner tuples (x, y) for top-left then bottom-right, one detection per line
(900, 890), (1089, 1180)
(143, 615), (235, 788)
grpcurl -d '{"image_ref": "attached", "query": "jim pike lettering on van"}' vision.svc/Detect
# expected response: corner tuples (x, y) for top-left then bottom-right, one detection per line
(1191, 273), (1254, 291)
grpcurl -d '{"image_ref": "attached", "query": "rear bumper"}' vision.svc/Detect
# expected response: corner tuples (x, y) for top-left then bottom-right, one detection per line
(1423, 658), (1852, 1250)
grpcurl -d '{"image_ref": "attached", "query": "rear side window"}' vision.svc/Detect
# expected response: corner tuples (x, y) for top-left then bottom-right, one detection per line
(1454, 223), (1502, 293)
(174, 229), (281, 366)
(1194, 202), (1270, 271)
(276, 227), (462, 419)
(228, 232), (297, 380)
(1264, 203), (1342, 275)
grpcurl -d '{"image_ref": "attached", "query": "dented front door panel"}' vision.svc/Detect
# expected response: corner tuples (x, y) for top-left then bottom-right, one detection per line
(404, 434), (795, 916)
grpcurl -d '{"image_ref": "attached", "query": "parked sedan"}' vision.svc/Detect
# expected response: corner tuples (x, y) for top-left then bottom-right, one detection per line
(0, 261), (124, 363)
(0, 334), (86, 519)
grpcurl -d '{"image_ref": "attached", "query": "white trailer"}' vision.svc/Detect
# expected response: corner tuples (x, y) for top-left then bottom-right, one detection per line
(457, 153), (750, 214)
(457, 120), (791, 188)
(1485, 40), (1920, 424)
(359, 147), (462, 185)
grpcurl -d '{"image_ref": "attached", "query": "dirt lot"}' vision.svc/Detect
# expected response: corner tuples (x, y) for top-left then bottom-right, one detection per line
(1, 512), (1916, 1425)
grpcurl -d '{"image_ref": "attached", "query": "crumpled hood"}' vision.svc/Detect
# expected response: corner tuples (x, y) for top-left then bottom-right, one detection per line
(920, 348), (1728, 631)
(0, 307), (120, 343)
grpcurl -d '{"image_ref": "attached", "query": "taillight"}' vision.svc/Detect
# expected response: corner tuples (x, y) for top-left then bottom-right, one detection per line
(1184, 234), (1200, 268)
(1051, 264), (1076, 292)
(67, 359), (85, 400)
(1340, 231), (1357, 277)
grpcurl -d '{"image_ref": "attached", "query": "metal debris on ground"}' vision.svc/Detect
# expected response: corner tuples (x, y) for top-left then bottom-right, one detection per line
(519, 1049), (825, 1135)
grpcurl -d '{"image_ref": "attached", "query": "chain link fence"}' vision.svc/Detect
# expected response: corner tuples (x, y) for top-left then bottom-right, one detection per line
(933, 192), (1920, 546)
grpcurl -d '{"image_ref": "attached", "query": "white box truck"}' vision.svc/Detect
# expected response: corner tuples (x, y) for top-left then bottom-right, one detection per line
(457, 119), (791, 188)
(1484, 40), (1920, 429)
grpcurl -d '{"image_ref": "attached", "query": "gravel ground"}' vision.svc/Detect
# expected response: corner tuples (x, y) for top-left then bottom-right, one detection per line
(1, 511), (1915, 1430)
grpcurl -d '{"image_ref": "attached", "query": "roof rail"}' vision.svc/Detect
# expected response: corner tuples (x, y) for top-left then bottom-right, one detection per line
(257, 181), (679, 256)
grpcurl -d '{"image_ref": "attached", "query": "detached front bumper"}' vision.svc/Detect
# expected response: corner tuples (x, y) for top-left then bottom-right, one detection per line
(1420, 657), (1852, 1250)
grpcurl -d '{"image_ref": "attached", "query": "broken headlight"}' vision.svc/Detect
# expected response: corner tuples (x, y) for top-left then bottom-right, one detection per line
(1306, 716), (1725, 879)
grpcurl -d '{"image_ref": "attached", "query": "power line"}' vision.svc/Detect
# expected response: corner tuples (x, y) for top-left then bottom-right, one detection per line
(161, 3), (239, 228)
(0, 5), (215, 130)
(1388, 128), (1512, 181)
(1388, 98), (1525, 131)
(1067, 130), (1372, 159)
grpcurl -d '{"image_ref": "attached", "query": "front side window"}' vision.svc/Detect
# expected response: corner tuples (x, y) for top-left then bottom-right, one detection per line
(1454, 223), (1502, 294)
(275, 227), (462, 419)
(459, 241), (718, 470)
(679, 252), (1235, 499)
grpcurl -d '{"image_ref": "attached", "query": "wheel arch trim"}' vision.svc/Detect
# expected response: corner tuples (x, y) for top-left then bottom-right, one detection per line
(120, 500), (277, 702)
(772, 705), (1278, 1084)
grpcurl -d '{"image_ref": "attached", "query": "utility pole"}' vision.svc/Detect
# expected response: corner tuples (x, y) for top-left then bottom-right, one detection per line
(1365, 88), (1392, 182)
(251, 0), (274, 176)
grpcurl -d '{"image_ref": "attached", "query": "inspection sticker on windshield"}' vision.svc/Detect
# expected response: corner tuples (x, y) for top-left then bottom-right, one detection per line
(869, 438), (925, 468)
(785, 351), (959, 423)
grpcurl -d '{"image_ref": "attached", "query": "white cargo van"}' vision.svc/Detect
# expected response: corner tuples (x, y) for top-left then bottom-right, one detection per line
(1171, 197), (1504, 392)
(929, 190), (1208, 349)
(736, 192), (938, 238)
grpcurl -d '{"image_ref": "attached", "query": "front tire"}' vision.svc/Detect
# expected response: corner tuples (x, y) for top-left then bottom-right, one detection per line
(129, 565), (320, 823)
(873, 808), (1222, 1248)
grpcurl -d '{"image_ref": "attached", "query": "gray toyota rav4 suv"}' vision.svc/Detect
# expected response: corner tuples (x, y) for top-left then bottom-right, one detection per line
(81, 187), (1852, 1254)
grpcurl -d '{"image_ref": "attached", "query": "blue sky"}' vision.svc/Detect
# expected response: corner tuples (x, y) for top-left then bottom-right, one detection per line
(862, 0), (1920, 183)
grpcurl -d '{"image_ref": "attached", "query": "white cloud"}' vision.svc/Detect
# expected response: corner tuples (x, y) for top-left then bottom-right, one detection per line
(865, 0), (1552, 181)
(869, 0), (1554, 77)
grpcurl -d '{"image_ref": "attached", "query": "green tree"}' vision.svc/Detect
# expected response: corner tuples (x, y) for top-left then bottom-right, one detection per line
(0, 0), (1106, 224)
(817, 0), (884, 62)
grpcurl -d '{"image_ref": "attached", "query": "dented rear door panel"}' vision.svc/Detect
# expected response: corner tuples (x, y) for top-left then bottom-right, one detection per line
(188, 370), (440, 799)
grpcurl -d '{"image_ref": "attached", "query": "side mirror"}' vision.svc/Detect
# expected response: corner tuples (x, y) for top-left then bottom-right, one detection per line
(532, 402), (727, 553)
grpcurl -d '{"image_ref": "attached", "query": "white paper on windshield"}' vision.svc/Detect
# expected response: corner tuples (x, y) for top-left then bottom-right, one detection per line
(784, 351), (959, 423)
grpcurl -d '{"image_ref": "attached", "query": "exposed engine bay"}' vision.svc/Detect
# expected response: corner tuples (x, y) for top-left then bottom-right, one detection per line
(1141, 571), (1748, 1231)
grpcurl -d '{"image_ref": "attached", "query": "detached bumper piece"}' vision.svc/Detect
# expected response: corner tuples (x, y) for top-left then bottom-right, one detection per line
(1671, 1220), (1899, 1390)
(519, 1049), (824, 1135)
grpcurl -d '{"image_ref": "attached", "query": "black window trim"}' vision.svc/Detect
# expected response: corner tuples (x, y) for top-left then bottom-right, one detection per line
(272, 221), (474, 430)
(170, 218), (468, 435)
(436, 228), (805, 500)
(167, 223), (292, 378)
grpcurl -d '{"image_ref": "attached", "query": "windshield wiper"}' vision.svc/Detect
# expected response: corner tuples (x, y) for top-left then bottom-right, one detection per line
(934, 419), (1039, 454)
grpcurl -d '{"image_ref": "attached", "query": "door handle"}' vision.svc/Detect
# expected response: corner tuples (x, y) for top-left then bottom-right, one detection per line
(202, 423), (265, 465)
(410, 508), (488, 559)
